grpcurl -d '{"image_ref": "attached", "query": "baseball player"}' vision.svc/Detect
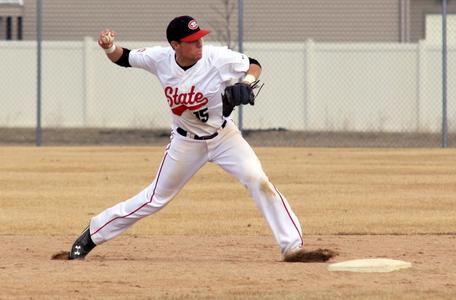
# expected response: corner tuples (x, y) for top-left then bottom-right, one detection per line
(68, 16), (331, 262)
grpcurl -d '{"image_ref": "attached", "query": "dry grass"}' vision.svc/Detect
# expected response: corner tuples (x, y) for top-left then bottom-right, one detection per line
(1, 147), (455, 236)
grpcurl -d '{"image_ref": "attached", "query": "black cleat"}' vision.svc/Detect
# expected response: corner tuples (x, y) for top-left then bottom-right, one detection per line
(68, 226), (96, 260)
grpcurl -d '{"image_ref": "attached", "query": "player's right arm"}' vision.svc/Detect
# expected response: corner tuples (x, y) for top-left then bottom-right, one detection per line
(98, 29), (162, 74)
(98, 29), (125, 63)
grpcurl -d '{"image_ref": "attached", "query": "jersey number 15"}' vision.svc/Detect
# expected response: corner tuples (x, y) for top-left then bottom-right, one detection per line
(193, 108), (209, 123)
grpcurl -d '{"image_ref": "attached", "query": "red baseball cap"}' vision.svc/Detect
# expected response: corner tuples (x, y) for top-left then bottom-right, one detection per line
(166, 16), (210, 43)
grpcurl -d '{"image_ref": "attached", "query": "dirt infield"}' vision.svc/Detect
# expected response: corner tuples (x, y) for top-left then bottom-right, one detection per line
(3, 234), (456, 299)
(1, 147), (456, 299)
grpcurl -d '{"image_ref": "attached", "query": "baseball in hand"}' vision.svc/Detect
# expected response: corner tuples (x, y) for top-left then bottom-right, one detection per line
(102, 32), (114, 44)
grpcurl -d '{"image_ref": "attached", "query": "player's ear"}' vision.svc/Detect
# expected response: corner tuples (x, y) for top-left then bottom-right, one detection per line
(170, 41), (180, 50)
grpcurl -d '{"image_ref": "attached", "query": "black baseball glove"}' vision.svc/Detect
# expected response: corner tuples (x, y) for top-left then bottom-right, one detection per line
(222, 81), (263, 117)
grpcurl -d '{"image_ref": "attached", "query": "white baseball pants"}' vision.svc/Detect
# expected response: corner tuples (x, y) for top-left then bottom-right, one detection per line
(89, 120), (303, 254)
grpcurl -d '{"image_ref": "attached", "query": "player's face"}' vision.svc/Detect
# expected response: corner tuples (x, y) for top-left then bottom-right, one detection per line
(175, 38), (203, 65)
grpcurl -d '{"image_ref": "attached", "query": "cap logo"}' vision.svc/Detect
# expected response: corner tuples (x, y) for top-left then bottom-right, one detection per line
(188, 20), (198, 30)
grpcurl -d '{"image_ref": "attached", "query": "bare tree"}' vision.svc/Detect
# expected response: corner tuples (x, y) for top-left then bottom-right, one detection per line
(209, 0), (237, 49)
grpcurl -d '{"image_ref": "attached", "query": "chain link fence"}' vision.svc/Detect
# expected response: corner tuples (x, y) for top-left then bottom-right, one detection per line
(0, 0), (455, 147)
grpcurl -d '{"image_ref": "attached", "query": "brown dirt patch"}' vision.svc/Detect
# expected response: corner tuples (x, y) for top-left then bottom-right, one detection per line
(51, 251), (70, 260)
(283, 248), (338, 262)
(1, 234), (456, 299)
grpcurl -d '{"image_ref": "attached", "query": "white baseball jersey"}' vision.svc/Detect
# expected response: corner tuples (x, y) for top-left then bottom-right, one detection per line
(88, 44), (304, 258)
(129, 45), (249, 136)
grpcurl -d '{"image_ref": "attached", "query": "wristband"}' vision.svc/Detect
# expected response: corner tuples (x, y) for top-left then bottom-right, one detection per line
(243, 74), (256, 84)
(104, 44), (116, 54)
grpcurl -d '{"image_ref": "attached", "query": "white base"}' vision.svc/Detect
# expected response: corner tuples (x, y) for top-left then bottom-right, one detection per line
(327, 258), (412, 273)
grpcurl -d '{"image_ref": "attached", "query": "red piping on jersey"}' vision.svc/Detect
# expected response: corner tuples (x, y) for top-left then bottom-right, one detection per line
(91, 151), (169, 237)
(273, 184), (304, 247)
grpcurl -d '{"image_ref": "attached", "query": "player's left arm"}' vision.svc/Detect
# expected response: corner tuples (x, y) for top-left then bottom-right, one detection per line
(242, 58), (262, 85)
(222, 57), (264, 117)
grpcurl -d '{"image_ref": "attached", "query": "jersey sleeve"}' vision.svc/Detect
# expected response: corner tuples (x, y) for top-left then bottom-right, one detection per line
(213, 47), (250, 82)
(128, 47), (164, 75)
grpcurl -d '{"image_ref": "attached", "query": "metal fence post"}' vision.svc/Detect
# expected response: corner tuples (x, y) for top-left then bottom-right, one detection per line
(238, 0), (244, 132)
(442, 0), (448, 148)
(36, 0), (42, 146)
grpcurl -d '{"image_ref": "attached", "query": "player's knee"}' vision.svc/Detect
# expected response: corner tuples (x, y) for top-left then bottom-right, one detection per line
(243, 176), (279, 203)
(243, 173), (268, 189)
(258, 178), (276, 198)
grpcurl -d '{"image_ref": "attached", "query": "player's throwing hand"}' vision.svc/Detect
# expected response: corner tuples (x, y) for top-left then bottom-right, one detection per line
(98, 29), (116, 49)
